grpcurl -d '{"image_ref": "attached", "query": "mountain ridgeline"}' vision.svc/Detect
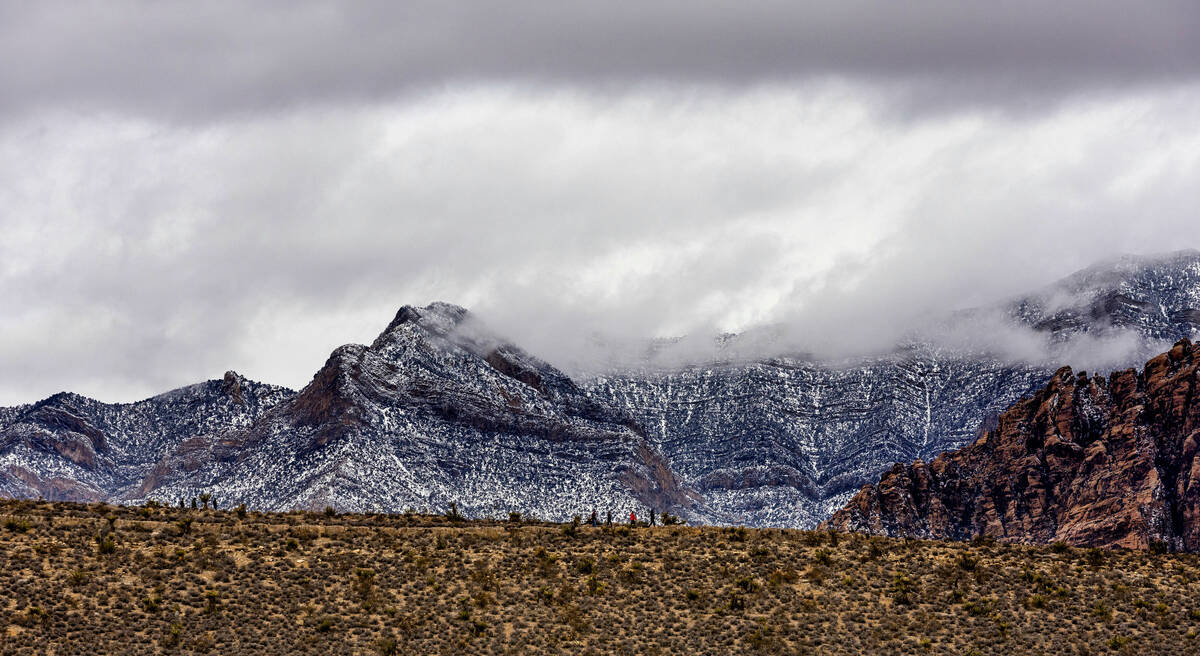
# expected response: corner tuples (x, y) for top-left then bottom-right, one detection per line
(133, 303), (698, 521)
(1, 251), (1199, 529)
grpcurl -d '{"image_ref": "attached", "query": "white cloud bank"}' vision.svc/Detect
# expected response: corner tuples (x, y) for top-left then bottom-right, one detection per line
(0, 82), (1198, 404)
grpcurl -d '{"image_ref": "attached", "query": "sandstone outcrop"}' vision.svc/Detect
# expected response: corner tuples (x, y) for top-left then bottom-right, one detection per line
(827, 339), (1200, 550)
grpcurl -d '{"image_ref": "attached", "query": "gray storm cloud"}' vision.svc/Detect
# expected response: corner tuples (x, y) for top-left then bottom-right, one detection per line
(0, 4), (1198, 404)
(1, 2), (1198, 119)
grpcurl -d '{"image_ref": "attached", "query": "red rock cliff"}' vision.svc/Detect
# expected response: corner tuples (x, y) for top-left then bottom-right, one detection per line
(826, 339), (1200, 551)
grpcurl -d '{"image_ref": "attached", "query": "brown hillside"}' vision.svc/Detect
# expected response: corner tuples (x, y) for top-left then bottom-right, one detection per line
(4, 499), (1200, 654)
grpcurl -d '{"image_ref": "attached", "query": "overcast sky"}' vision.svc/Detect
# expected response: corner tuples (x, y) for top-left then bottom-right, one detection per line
(1, 2), (1198, 404)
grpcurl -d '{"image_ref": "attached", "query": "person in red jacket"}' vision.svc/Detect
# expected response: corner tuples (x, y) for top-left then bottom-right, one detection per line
(629, 511), (637, 525)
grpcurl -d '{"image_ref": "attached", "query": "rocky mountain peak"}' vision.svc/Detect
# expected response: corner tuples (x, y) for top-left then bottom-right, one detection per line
(377, 302), (470, 342)
(221, 370), (245, 404)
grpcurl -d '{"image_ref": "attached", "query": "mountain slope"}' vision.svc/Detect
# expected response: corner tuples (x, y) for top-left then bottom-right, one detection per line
(133, 303), (703, 521)
(585, 250), (1200, 527)
(1010, 250), (1200, 341)
(0, 373), (292, 501)
(827, 339), (1200, 550)
(587, 351), (1047, 527)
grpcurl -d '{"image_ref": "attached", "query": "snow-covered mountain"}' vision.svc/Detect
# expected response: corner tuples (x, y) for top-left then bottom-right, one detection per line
(127, 303), (702, 521)
(586, 250), (1200, 526)
(1009, 250), (1200, 341)
(0, 373), (292, 501)
(2, 251), (1198, 526)
(586, 350), (1049, 526)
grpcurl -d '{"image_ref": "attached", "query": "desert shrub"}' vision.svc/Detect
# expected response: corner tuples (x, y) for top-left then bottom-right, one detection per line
(746, 622), (775, 651)
(813, 548), (833, 566)
(292, 526), (319, 540)
(619, 561), (644, 584)
(205, 589), (220, 613)
(736, 576), (759, 593)
(1108, 635), (1131, 649)
(957, 553), (979, 571)
(534, 547), (559, 577)
(96, 533), (116, 555)
(767, 568), (798, 586)
(727, 593), (747, 611)
(376, 637), (398, 655)
(892, 574), (915, 606)
(962, 598), (994, 616)
(4, 518), (31, 532)
(971, 535), (996, 547)
(469, 563), (498, 591)
(163, 623), (184, 647)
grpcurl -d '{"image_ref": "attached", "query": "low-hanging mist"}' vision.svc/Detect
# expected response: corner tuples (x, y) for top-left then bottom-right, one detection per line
(2, 0), (1200, 404)
(1, 85), (1199, 404)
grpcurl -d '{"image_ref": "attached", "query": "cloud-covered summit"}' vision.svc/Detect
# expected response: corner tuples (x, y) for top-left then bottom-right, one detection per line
(0, 3), (1197, 404)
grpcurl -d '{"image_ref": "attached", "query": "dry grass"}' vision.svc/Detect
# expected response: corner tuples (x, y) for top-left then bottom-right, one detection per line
(1, 499), (1199, 655)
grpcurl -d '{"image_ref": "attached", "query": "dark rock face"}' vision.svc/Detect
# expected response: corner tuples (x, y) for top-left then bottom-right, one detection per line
(132, 303), (704, 522)
(827, 339), (1200, 550)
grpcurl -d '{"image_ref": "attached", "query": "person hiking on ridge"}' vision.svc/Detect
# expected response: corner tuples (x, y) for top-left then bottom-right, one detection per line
(629, 511), (637, 525)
